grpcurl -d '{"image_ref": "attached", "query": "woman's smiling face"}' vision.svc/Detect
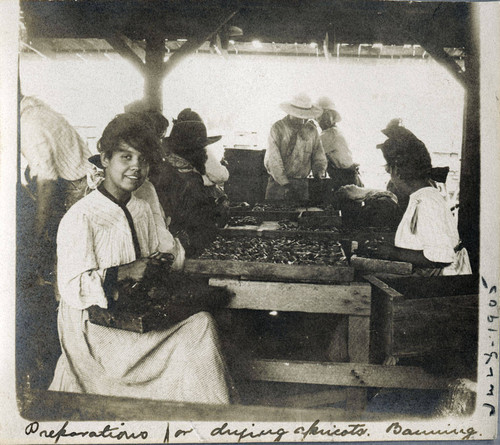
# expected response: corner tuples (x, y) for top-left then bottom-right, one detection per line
(101, 141), (150, 201)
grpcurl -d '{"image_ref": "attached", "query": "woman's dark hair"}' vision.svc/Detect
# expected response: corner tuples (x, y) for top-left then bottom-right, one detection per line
(97, 113), (162, 164)
(142, 111), (169, 138)
(380, 130), (432, 181)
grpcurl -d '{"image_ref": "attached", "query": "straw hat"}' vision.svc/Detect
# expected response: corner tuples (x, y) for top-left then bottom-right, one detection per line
(280, 93), (322, 119)
(316, 96), (341, 122)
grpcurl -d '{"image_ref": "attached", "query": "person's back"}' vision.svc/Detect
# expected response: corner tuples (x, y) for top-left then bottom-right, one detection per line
(152, 118), (223, 256)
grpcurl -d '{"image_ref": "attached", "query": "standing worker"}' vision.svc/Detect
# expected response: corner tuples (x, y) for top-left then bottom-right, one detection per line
(18, 94), (92, 389)
(264, 93), (327, 201)
(316, 96), (363, 191)
(19, 94), (92, 284)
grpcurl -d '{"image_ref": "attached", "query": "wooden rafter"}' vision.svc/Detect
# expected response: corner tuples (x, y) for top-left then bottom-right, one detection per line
(106, 33), (146, 74)
(162, 8), (240, 77)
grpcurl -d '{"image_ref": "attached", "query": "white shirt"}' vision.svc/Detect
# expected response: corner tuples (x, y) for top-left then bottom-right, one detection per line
(57, 189), (160, 310)
(395, 187), (471, 275)
(203, 147), (229, 186)
(20, 96), (92, 181)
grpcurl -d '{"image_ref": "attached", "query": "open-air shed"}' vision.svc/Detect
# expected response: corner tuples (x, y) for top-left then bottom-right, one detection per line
(17, 0), (483, 420)
(20, 0), (480, 270)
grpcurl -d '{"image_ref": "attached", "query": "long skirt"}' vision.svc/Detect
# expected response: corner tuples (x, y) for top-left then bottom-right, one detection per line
(49, 301), (230, 405)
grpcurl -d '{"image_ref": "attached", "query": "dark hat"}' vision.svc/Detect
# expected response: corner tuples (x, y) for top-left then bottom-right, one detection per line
(381, 118), (404, 138)
(88, 154), (103, 169)
(169, 120), (220, 151)
(174, 108), (222, 145)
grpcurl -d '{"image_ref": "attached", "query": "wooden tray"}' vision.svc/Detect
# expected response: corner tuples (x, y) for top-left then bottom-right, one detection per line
(184, 258), (354, 283)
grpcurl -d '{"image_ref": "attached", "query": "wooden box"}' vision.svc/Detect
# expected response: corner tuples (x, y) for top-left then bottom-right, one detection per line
(367, 274), (479, 369)
(224, 148), (267, 176)
(87, 276), (232, 333)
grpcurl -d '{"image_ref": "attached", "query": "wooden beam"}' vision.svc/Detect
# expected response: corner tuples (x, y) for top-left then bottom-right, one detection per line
(209, 278), (371, 315)
(144, 34), (166, 110)
(185, 259), (355, 283)
(350, 255), (413, 275)
(273, 388), (346, 409)
(380, 8), (468, 89)
(162, 8), (240, 78)
(235, 359), (454, 390)
(346, 316), (370, 411)
(19, 388), (417, 422)
(417, 42), (467, 89)
(457, 2), (480, 273)
(105, 33), (145, 75)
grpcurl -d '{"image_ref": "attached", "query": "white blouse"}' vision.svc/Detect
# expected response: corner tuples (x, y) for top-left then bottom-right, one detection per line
(56, 189), (159, 310)
(395, 187), (471, 275)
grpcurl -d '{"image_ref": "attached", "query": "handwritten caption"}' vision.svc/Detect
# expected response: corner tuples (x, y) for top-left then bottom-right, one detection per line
(25, 419), (479, 443)
(482, 276), (499, 417)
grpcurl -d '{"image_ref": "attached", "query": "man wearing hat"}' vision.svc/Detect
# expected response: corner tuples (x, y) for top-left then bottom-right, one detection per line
(264, 93), (327, 201)
(316, 96), (363, 191)
(151, 110), (225, 256)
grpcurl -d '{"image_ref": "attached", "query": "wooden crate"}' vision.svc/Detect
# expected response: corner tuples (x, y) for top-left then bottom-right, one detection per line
(225, 175), (267, 204)
(366, 274), (479, 369)
(224, 148), (267, 176)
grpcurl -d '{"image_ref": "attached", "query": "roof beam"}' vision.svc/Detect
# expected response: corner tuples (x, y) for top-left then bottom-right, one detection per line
(105, 33), (145, 74)
(162, 8), (240, 78)
(417, 42), (466, 89)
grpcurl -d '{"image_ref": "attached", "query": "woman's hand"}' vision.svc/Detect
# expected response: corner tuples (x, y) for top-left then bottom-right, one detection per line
(371, 242), (397, 260)
(117, 258), (151, 283)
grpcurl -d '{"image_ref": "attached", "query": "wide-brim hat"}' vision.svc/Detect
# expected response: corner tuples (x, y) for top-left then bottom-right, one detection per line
(315, 96), (342, 122)
(174, 108), (222, 145)
(88, 154), (103, 169)
(280, 93), (322, 119)
(168, 120), (221, 150)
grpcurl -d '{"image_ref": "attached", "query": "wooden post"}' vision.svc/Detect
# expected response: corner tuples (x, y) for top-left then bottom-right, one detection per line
(458, 3), (480, 273)
(346, 315), (370, 411)
(144, 34), (165, 111)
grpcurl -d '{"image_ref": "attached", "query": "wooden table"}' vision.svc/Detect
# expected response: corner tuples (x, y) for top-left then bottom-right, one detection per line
(186, 257), (371, 412)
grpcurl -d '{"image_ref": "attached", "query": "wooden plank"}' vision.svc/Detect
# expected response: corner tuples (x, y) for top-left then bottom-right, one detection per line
(209, 279), (371, 315)
(185, 259), (354, 283)
(346, 316), (370, 411)
(350, 255), (413, 275)
(363, 274), (404, 298)
(326, 316), (348, 362)
(229, 209), (300, 221)
(391, 294), (478, 357)
(381, 274), (479, 299)
(392, 294), (478, 322)
(297, 214), (343, 228)
(273, 388), (346, 409)
(19, 389), (416, 422)
(235, 360), (453, 390)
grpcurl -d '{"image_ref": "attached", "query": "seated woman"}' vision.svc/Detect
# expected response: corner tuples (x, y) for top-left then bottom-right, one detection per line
(49, 113), (231, 404)
(368, 128), (471, 276)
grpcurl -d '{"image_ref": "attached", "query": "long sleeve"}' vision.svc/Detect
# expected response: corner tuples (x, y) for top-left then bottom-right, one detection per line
(56, 209), (109, 310)
(395, 188), (458, 265)
(310, 130), (328, 177)
(412, 197), (457, 264)
(204, 148), (229, 186)
(264, 123), (289, 186)
(134, 180), (177, 254)
(321, 129), (354, 169)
